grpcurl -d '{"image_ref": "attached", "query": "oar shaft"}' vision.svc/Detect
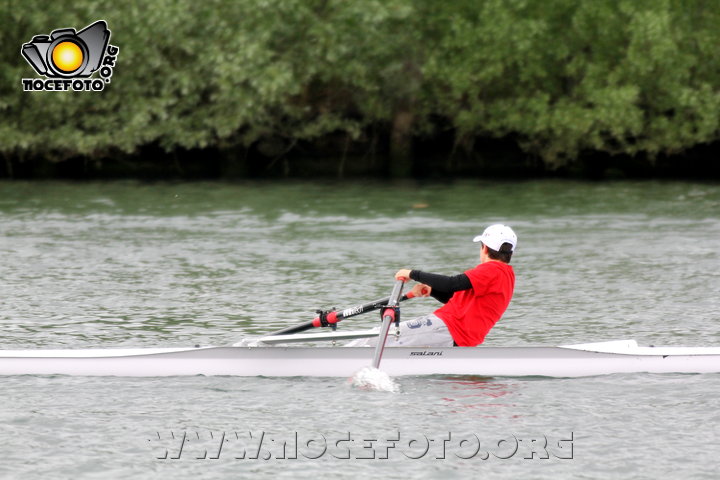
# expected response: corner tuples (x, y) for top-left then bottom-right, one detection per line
(267, 292), (413, 336)
(267, 320), (316, 336)
(371, 280), (405, 369)
(311, 293), (413, 327)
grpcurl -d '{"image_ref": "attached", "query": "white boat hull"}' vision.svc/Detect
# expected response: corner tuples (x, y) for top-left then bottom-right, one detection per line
(1, 340), (720, 377)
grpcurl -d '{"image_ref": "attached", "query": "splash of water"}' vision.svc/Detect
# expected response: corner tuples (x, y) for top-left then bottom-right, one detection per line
(350, 366), (400, 393)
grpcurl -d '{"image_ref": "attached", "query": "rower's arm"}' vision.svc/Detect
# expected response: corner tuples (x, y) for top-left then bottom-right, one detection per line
(430, 290), (453, 304)
(409, 270), (471, 304)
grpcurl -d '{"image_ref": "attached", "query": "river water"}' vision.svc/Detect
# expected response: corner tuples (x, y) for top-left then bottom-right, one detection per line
(1, 180), (719, 479)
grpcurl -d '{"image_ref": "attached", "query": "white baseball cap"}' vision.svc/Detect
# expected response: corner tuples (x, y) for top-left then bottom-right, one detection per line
(473, 224), (517, 251)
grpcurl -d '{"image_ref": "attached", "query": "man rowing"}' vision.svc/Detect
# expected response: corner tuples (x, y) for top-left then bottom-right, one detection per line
(347, 224), (517, 347)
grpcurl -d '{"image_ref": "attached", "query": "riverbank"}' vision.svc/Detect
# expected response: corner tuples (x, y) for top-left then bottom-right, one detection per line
(4, 139), (720, 181)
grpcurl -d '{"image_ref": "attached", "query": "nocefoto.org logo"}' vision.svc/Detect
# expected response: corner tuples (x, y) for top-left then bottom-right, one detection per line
(21, 20), (119, 92)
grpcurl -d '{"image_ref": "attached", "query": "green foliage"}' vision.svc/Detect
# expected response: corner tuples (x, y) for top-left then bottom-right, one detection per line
(1, 0), (719, 169)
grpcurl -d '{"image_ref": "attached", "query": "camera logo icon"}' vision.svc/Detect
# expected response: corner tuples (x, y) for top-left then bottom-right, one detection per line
(21, 20), (119, 92)
(22, 20), (110, 78)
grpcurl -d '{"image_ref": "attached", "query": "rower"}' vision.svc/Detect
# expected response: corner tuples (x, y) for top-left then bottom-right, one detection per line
(347, 224), (516, 347)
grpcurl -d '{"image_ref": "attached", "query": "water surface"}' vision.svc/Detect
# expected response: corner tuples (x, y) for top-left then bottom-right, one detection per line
(1, 180), (719, 478)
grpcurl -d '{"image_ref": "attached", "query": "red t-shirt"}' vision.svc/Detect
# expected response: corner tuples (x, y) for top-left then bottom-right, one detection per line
(435, 261), (515, 346)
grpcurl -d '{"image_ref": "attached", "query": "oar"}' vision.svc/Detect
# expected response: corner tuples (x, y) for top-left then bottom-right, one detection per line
(370, 279), (405, 369)
(267, 292), (415, 336)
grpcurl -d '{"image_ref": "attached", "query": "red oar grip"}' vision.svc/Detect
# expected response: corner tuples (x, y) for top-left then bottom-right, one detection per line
(406, 291), (415, 299)
(382, 307), (396, 321)
(312, 311), (339, 327)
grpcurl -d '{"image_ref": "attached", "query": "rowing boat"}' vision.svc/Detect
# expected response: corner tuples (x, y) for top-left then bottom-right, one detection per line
(1, 338), (719, 377)
(3, 284), (718, 378)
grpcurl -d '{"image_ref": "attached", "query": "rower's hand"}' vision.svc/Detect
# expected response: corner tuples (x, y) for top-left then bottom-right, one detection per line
(410, 283), (432, 297)
(395, 269), (412, 282)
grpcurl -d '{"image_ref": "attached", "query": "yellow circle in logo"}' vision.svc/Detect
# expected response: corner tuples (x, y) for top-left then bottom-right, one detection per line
(51, 41), (83, 73)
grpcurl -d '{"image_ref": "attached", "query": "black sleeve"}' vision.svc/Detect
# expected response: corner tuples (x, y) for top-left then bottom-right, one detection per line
(430, 290), (453, 304)
(409, 270), (472, 304)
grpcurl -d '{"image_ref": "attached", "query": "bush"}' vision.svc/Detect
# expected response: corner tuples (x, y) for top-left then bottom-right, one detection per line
(1, 0), (719, 174)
